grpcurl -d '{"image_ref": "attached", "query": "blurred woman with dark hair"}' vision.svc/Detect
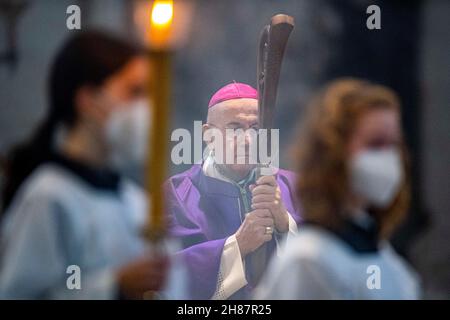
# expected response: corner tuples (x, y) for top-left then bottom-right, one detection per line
(255, 79), (420, 299)
(0, 30), (180, 299)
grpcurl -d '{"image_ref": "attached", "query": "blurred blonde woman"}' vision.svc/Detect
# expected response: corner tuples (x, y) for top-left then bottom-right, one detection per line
(255, 79), (420, 299)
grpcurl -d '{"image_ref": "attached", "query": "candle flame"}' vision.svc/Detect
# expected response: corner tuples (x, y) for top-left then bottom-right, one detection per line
(151, 1), (173, 27)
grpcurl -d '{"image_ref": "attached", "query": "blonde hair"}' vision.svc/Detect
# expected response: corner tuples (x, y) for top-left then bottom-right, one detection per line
(295, 78), (410, 239)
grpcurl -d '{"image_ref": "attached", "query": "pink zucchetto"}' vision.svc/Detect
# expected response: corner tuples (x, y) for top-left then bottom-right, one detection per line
(208, 82), (258, 108)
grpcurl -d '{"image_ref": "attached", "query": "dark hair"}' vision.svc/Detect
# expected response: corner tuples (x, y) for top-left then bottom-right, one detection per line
(2, 30), (144, 212)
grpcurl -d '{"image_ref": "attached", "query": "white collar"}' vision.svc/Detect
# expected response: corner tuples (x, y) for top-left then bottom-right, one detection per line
(202, 154), (258, 186)
(202, 154), (234, 184)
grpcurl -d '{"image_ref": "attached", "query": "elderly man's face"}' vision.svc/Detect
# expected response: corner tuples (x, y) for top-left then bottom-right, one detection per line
(204, 98), (259, 181)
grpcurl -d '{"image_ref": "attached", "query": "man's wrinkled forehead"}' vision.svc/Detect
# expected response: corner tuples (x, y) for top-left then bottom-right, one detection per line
(207, 98), (258, 124)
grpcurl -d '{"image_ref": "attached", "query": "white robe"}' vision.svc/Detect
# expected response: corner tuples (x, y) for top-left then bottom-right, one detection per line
(0, 163), (186, 299)
(254, 225), (420, 300)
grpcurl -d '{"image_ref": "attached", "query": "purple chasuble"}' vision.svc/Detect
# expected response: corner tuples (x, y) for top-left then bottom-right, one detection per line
(164, 164), (302, 299)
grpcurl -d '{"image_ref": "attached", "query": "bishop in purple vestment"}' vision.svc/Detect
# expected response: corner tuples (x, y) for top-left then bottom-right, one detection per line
(165, 83), (302, 299)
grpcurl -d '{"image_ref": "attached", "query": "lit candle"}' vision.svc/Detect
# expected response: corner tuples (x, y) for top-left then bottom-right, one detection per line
(145, 0), (174, 242)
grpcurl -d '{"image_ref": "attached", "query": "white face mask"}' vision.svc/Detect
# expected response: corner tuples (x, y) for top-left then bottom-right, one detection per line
(105, 100), (152, 171)
(350, 148), (403, 208)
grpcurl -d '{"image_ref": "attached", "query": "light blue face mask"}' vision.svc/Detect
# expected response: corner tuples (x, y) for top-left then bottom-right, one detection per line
(350, 147), (403, 208)
(105, 99), (152, 171)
